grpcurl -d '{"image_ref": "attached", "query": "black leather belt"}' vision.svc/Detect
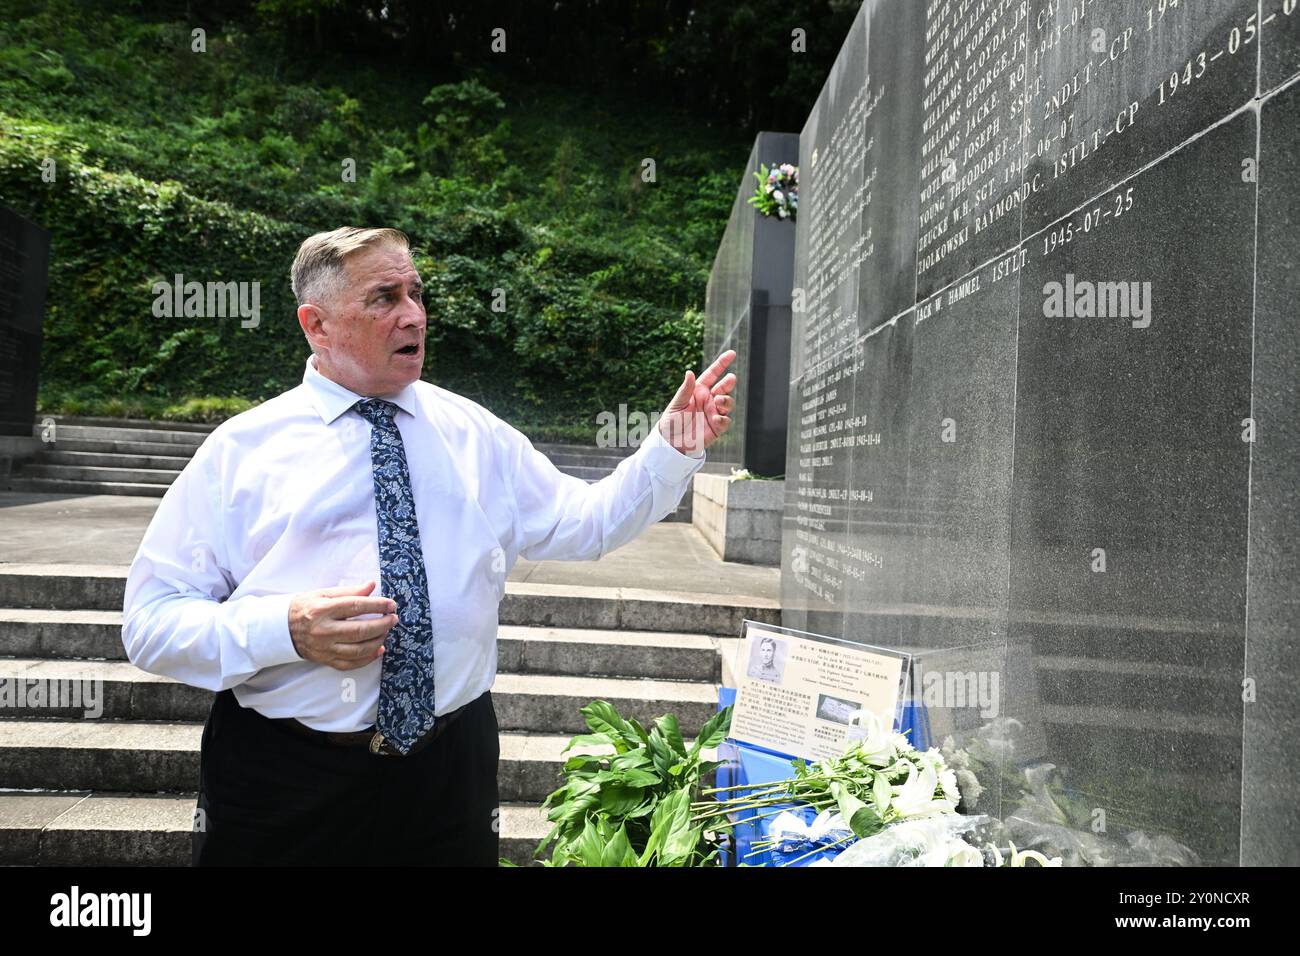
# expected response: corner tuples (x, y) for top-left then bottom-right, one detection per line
(272, 699), (473, 757)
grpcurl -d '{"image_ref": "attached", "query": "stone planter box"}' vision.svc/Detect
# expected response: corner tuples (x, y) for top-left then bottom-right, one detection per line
(692, 472), (783, 566)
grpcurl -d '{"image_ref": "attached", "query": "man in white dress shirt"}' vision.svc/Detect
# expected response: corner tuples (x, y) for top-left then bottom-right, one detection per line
(121, 226), (737, 866)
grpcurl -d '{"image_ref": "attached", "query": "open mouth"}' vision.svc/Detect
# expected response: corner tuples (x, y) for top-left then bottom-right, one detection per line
(395, 344), (420, 356)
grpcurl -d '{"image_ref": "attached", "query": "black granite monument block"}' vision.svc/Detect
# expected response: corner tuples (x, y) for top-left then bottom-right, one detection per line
(705, 132), (797, 478)
(0, 208), (51, 438)
(781, 0), (1300, 865)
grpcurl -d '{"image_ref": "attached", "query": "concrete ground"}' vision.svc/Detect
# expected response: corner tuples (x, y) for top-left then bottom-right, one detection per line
(0, 491), (780, 601)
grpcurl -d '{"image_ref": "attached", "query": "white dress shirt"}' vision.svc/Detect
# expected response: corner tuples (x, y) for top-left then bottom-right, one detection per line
(122, 354), (706, 731)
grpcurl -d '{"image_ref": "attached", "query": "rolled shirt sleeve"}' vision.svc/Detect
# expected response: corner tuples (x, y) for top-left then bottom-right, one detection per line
(121, 438), (303, 692)
(503, 419), (707, 563)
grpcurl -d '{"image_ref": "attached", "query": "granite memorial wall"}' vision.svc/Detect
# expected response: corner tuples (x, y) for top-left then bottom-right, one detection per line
(0, 208), (51, 438)
(781, 0), (1299, 864)
(704, 131), (798, 477)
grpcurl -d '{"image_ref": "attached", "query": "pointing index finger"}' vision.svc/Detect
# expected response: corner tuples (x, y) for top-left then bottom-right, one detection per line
(697, 349), (737, 390)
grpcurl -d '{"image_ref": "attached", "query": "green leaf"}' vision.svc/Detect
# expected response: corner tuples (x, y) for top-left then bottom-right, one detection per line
(647, 728), (675, 779)
(600, 784), (646, 816)
(690, 706), (733, 755)
(850, 806), (884, 839)
(643, 788), (696, 867)
(563, 753), (606, 773)
(624, 717), (651, 747)
(620, 768), (662, 788)
(601, 824), (638, 867)
(575, 818), (606, 866)
(580, 701), (634, 753)
(654, 713), (686, 758)
(608, 749), (653, 773)
(562, 733), (614, 754)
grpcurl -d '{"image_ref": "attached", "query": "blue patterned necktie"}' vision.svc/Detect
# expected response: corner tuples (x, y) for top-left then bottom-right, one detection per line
(353, 398), (437, 755)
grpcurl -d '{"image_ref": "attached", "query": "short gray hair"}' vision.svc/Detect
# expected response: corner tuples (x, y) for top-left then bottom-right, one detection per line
(290, 226), (410, 308)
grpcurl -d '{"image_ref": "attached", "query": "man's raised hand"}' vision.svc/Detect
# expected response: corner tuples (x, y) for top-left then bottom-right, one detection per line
(657, 349), (738, 455)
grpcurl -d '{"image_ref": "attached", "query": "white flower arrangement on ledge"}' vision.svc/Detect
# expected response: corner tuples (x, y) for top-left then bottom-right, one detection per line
(748, 162), (798, 220)
(694, 711), (1063, 867)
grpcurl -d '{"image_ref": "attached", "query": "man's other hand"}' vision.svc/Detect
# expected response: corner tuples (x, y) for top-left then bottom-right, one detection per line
(288, 580), (396, 670)
(657, 349), (738, 455)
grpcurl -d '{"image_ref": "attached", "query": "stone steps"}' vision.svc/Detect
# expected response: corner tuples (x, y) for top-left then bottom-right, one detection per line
(14, 419), (687, 516)
(38, 438), (201, 458)
(2, 415), (733, 863)
(0, 563), (745, 865)
(0, 565), (780, 635)
(19, 464), (183, 485)
(33, 424), (208, 447)
(0, 610), (720, 680)
(7, 478), (170, 498)
(0, 792), (551, 866)
(533, 442), (634, 462)
(0, 658), (720, 731)
(0, 719), (718, 804)
(37, 450), (196, 471)
(35, 415), (217, 435)
(0, 721), (622, 802)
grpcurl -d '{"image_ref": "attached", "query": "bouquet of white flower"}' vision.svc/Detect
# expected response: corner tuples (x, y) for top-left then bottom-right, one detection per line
(693, 712), (1001, 865)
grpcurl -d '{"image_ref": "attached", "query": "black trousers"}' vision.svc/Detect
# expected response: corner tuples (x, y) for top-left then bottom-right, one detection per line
(193, 687), (500, 866)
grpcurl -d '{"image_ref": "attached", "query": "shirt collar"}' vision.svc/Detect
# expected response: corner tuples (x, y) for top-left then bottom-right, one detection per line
(302, 354), (420, 425)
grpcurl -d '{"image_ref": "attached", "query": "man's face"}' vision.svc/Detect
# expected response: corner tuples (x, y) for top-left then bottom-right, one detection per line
(308, 243), (427, 397)
(760, 642), (774, 666)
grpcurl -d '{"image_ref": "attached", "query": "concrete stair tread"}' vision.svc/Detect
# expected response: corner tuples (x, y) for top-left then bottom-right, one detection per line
(0, 610), (718, 646)
(48, 439), (200, 457)
(8, 479), (170, 497)
(0, 721), (604, 759)
(0, 608), (122, 624)
(0, 720), (201, 750)
(32, 424), (208, 446)
(0, 722), (720, 801)
(0, 791), (548, 830)
(0, 658), (714, 694)
(503, 579), (779, 609)
(0, 612), (720, 681)
(21, 465), (182, 481)
(0, 663), (720, 733)
(0, 658), (174, 683)
(38, 451), (194, 468)
(38, 415), (216, 434)
(0, 568), (781, 637)
(491, 671), (718, 702)
(498, 623), (716, 650)
(0, 565), (127, 580)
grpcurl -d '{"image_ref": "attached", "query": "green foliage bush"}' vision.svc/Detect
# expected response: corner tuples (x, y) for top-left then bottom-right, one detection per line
(0, 1), (744, 439)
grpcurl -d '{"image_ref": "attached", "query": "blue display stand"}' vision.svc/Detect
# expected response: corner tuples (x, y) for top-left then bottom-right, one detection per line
(896, 696), (933, 752)
(713, 687), (930, 866)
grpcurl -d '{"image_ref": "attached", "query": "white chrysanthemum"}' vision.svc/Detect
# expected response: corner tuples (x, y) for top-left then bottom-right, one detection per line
(956, 768), (984, 810)
(892, 759), (958, 817)
(849, 711), (898, 766)
(945, 842), (985, 867)
(939, 767), (960, 803)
